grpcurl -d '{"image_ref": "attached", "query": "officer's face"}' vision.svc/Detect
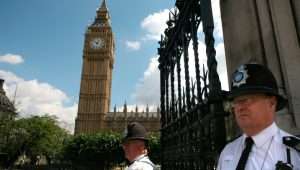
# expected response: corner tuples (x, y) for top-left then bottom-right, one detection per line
(232, 93), (277, 136)
(122, 140), (146, 162)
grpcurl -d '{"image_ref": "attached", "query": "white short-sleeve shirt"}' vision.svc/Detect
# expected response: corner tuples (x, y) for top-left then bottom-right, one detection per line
(217, 123), (300, 170)
(126, 154), (155, 170)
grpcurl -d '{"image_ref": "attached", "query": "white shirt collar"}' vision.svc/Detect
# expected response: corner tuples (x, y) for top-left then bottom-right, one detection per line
(242, 122), (278, 148)
(132, 154), (146, 162)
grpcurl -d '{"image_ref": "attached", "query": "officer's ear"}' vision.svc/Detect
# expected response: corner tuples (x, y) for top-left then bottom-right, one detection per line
(268, 95), (277, 110)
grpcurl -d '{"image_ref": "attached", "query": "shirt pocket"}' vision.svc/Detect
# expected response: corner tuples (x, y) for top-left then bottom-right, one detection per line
(221, 155), (234, 169)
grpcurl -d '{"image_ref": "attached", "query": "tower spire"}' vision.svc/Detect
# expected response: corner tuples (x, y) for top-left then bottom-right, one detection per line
(94, 0), (110, 26)
(100, 0), (107, 11)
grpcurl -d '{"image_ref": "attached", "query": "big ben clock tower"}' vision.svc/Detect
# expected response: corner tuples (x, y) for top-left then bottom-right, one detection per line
(75, 0), (114, 134)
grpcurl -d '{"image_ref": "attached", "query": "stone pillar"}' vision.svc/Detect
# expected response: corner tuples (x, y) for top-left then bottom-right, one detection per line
(291, 0), (300, 39)
(220, 0), (300, 134)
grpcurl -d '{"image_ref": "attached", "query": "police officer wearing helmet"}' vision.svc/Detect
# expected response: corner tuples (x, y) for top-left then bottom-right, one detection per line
(122, 122), (155, 170)
(217, 63), (300, 170)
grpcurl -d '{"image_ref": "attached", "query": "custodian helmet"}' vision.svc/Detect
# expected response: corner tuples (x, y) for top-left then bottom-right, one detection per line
(122, 122), (148, 143)
(228, 63), (287, 111)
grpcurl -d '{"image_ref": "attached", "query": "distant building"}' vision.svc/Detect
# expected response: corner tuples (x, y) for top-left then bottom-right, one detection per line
(0, 79), (15, 116)
(0, 79), (16, 160)
(74, 0), (160, 134)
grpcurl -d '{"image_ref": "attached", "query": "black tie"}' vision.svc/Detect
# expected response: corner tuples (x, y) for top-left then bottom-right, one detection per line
(236, 137), (254, 170)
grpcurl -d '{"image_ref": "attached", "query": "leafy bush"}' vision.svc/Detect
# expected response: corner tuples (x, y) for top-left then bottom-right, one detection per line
(63, 132), (124, 169)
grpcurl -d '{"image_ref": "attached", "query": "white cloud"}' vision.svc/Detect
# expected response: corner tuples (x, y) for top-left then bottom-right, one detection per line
(188, 0), (223, 40)
(131, 1), (228, 107)
(141, 9), (170, 41)
(140, 1), (223, 41)
(0, 70), (77, 133)
(125, 40), (141, 51)
(215, 43), (229, 90)
(131, 42), (228, 108)
(131, 56), (160, 107)
(0, 54), (24, 64)
(212, 0), (224, 39)
(131, 43), (228, 109)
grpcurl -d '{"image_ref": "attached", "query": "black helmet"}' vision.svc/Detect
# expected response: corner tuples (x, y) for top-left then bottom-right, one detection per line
(229, 63), (287, 111)
(122, 122), (148, 143)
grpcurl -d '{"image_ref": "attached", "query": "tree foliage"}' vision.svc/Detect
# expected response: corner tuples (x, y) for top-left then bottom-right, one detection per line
(148, 132), (161, 164)
(16, 115), (70, 164)
(1, 113), (161, 169)
(63, 131), (161, 169)
(63, 132), (124, 169)
(0, 114), (70, 168)
(0, 111), (20, 168)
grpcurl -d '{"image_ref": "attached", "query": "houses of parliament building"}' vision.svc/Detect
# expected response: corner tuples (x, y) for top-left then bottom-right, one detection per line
(74, 0), (160, 134)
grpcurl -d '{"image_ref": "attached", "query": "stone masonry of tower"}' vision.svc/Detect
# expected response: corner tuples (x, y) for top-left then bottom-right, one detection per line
(75, 0), (160, 134)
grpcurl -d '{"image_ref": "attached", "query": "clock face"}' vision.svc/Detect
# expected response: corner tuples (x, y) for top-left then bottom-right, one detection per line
(90, 38), (104, 49)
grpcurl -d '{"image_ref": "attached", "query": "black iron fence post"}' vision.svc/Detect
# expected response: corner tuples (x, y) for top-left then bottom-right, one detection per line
(158, 0), (229, 169)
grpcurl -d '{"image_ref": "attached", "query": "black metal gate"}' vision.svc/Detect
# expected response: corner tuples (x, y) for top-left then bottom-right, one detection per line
(158, 0), (228, 169)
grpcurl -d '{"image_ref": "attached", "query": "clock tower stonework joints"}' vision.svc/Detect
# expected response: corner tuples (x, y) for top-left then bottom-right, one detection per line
(75, 0), (114, 134)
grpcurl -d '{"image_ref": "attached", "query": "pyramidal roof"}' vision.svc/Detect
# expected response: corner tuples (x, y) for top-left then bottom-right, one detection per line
(99, 0), (108, 11)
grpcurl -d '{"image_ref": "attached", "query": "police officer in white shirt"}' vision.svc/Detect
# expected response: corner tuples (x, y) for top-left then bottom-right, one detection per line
(217, 63), (300, 170)
(122, 122), (155, 170)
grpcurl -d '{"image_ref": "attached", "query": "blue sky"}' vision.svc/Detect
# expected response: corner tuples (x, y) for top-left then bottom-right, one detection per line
(0, 0), (227, 133)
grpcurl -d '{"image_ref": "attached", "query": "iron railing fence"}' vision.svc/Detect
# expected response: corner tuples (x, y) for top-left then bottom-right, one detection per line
(158, 0), (230, 169)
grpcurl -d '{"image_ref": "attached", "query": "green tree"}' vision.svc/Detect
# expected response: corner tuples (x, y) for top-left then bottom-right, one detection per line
(0, 110), (20, 169)
(148, 132), (160, 164)
(16, 115), (70, 165)
(63, 131), (161, 169)
(0, 114), (70, 168)
(63, 132), (124, 170)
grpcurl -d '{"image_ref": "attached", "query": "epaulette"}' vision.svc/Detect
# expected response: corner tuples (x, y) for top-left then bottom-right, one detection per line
(283, 136), (300, 152)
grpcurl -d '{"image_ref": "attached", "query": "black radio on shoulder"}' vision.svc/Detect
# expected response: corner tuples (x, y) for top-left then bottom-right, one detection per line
(276, 135), (300, 170)
(275, 161), (293, 170)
